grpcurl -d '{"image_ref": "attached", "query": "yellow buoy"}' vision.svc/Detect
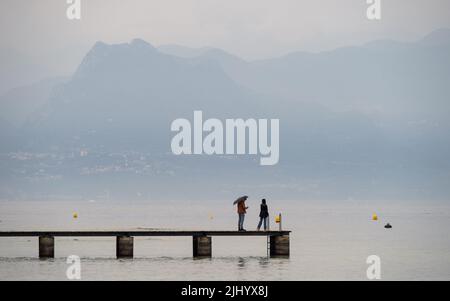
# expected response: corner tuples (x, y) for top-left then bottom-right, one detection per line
(73, 212), (78, 219)
(372, 213), (378, 221)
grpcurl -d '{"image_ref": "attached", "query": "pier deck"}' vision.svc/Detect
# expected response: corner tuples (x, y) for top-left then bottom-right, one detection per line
(0, 230), (290, 237)
(0, 230), (291, 258)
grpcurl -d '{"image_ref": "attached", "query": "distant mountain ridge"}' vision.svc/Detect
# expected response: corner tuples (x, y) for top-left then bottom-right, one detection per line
(22, 37), (267, 152)
(1, 29), (450, 200)
(156, 29), (450, 120)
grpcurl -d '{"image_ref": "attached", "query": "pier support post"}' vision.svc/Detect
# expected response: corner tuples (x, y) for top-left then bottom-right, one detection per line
(116, 236), (133, 258)
(193, 235), (212, 258)
(270, 235), (290, 258)
(39, 236), (54, 258)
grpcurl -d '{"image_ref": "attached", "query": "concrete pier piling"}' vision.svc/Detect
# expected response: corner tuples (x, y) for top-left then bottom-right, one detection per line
(116, 236), (134, 258)
(269, 235), (290, 257)
(193, 235), (212, 258)
(39, 236), (54, 258)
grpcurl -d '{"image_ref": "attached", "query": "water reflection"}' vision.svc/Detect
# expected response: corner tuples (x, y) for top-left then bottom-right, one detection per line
(258, 257), (269, 268)
(237, 257), (246, 269)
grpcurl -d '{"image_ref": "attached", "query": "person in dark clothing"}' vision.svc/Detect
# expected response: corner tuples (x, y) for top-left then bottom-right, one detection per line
(257, 199), (269, 231)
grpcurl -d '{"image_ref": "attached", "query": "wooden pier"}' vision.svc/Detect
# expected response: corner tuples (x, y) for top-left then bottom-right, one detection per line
(0, 230), (291, 259)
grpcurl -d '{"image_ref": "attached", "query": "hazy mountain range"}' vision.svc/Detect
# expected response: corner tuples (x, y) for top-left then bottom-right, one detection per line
(1, 29), (450, 201)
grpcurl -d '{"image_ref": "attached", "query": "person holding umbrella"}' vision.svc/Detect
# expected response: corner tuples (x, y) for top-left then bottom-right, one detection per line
(234, 196), (249, 231)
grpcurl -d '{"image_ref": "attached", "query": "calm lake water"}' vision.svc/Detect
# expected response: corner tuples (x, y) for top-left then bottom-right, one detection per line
(0, 200), (449, 280)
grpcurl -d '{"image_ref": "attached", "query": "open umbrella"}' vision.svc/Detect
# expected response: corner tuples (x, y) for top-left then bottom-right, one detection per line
(233, 195), (248, 205)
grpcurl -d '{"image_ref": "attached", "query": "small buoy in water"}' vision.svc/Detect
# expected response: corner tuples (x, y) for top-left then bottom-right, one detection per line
(384, 223), (392, 229)
(73, 212), (78, 219)
(372, 213), (378, 221)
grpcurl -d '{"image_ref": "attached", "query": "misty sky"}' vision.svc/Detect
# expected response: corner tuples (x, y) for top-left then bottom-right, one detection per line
(2, 0), (450, 56)
(1, 0), (450, 80)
